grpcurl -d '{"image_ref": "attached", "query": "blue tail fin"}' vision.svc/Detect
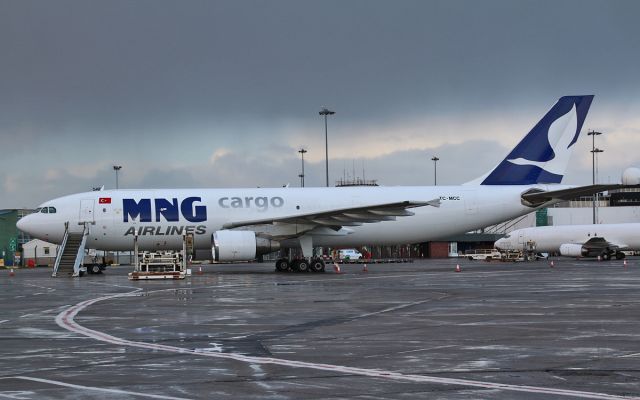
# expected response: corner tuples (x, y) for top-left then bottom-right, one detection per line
(477, 95), (594, 185)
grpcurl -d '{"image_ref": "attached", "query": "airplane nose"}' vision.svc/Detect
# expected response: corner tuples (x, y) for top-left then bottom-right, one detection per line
(16, 216), (30, 234)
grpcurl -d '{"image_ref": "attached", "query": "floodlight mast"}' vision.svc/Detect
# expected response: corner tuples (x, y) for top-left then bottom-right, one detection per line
(587, 130), (603, 224)
(319, 107), (335, 187)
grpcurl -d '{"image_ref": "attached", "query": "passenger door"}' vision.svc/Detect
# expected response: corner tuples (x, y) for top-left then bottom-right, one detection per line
(79, 199), (95, 224)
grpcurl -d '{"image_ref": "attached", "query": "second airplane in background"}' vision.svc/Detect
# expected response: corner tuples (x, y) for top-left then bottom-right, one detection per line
(495, 223), (640, 260)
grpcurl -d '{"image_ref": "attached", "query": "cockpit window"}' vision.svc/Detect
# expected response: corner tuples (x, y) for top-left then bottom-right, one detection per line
(41, 207), (49, 214)
(48, 207), (56, 213)
(504, 234), (511, 239)
(34, 208), (42, 213)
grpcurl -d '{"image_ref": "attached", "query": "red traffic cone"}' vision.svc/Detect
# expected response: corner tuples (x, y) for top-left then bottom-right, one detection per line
(197, 266), (203, 275)
(597, 255), (602, 262)
(362, 264), (368, 272)
(455, 264), (461, 272)
(9, 268), (15, 277)
(549, 260), (555, 268)
(624, 259), (628, 269)
(333, 263), (342, 274)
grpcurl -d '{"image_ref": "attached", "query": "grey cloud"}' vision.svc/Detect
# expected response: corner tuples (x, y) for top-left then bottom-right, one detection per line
(2, 0), (640, 207)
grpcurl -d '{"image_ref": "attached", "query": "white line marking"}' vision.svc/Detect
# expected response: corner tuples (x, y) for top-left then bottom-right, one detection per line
(353, 296), (448, 320)
(0, 320), (9, 325)
(0, 390), (34, 399)
(0, 376), (191, 400)
(21, 282), (56, 292)
(86, 281), (142, 290)
(55, 292), (639, 400)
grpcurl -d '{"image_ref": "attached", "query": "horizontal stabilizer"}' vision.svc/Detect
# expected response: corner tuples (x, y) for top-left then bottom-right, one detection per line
(521, 184), (640, 207)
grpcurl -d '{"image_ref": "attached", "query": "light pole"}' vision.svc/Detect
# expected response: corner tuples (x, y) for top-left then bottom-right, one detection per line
(319, 107), (335, 187)
(591, 147), (603, 223)
(113, 165), (122, 189)
(587, 130), (603, 224)
(298, 148), (307, 187)
(431, 156), (439, 186)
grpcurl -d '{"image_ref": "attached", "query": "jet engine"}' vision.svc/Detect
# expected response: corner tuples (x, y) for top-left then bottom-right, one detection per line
(212, 230), (280, 262)
(559, 243), (587, 257)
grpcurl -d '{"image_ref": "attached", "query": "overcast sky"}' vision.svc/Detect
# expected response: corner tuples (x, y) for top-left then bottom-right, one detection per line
(1, 0), (640, 208)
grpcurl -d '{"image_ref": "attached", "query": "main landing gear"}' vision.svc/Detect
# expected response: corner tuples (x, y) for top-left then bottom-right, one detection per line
(275, 258), (326, 273)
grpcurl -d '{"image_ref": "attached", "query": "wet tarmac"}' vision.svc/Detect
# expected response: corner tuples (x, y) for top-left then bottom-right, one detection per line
(1, 258), (640, 399)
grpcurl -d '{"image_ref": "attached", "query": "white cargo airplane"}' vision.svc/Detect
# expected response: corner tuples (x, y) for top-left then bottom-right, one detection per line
(495, 223), (640, 260)
(16, 95), (636, 272)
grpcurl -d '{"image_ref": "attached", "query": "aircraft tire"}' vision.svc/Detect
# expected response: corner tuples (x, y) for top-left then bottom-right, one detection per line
(602, 253), (611, 261)
(616, 252), (626, 260)
(90, 264), (102, 274)
(296, 260), (310, 273)
(310, 259), (325, 273)
(275, 259), (290, 272)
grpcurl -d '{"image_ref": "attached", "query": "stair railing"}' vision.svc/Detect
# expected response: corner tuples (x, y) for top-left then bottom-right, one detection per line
(52, 222), (70, 277)
(72, 223), (90, 277)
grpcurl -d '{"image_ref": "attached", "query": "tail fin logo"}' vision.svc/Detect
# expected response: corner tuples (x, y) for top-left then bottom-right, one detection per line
(480, 95), (593, 185)
(506, 103), (577, 175)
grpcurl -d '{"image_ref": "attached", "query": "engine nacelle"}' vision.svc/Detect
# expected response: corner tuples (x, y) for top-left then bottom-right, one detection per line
(559, 243), (587, 257)
(212, 230), (280, 262)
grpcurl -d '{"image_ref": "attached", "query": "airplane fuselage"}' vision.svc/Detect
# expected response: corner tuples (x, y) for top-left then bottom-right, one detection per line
(19, 185), (560, 251)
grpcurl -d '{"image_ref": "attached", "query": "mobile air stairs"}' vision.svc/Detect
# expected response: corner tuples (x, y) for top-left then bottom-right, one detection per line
(52, 223), (89, 277)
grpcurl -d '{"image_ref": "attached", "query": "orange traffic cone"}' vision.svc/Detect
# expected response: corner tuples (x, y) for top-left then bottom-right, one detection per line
(455, 264), (461, 272)
(549, 260), (555, 268)
(362, 264), (368, 272)
(333, 263), (342, 274)
(597, 255), (602, 261)
(624, 259), (628, 269)
(197, 266), (203, 275)
(9, 268), (15, 277)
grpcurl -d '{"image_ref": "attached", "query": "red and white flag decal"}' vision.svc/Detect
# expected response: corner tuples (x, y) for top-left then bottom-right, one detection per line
(99, 197), (112, 204)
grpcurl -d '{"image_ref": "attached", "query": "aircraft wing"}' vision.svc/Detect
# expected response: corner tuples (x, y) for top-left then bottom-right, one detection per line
(582, 237), (626, 252)
(521, 184), (640, 207)
(222, 199), (440, 231)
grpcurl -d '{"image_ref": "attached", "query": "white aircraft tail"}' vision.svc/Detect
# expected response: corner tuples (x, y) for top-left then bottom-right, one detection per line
(467, 95), (594, 185)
